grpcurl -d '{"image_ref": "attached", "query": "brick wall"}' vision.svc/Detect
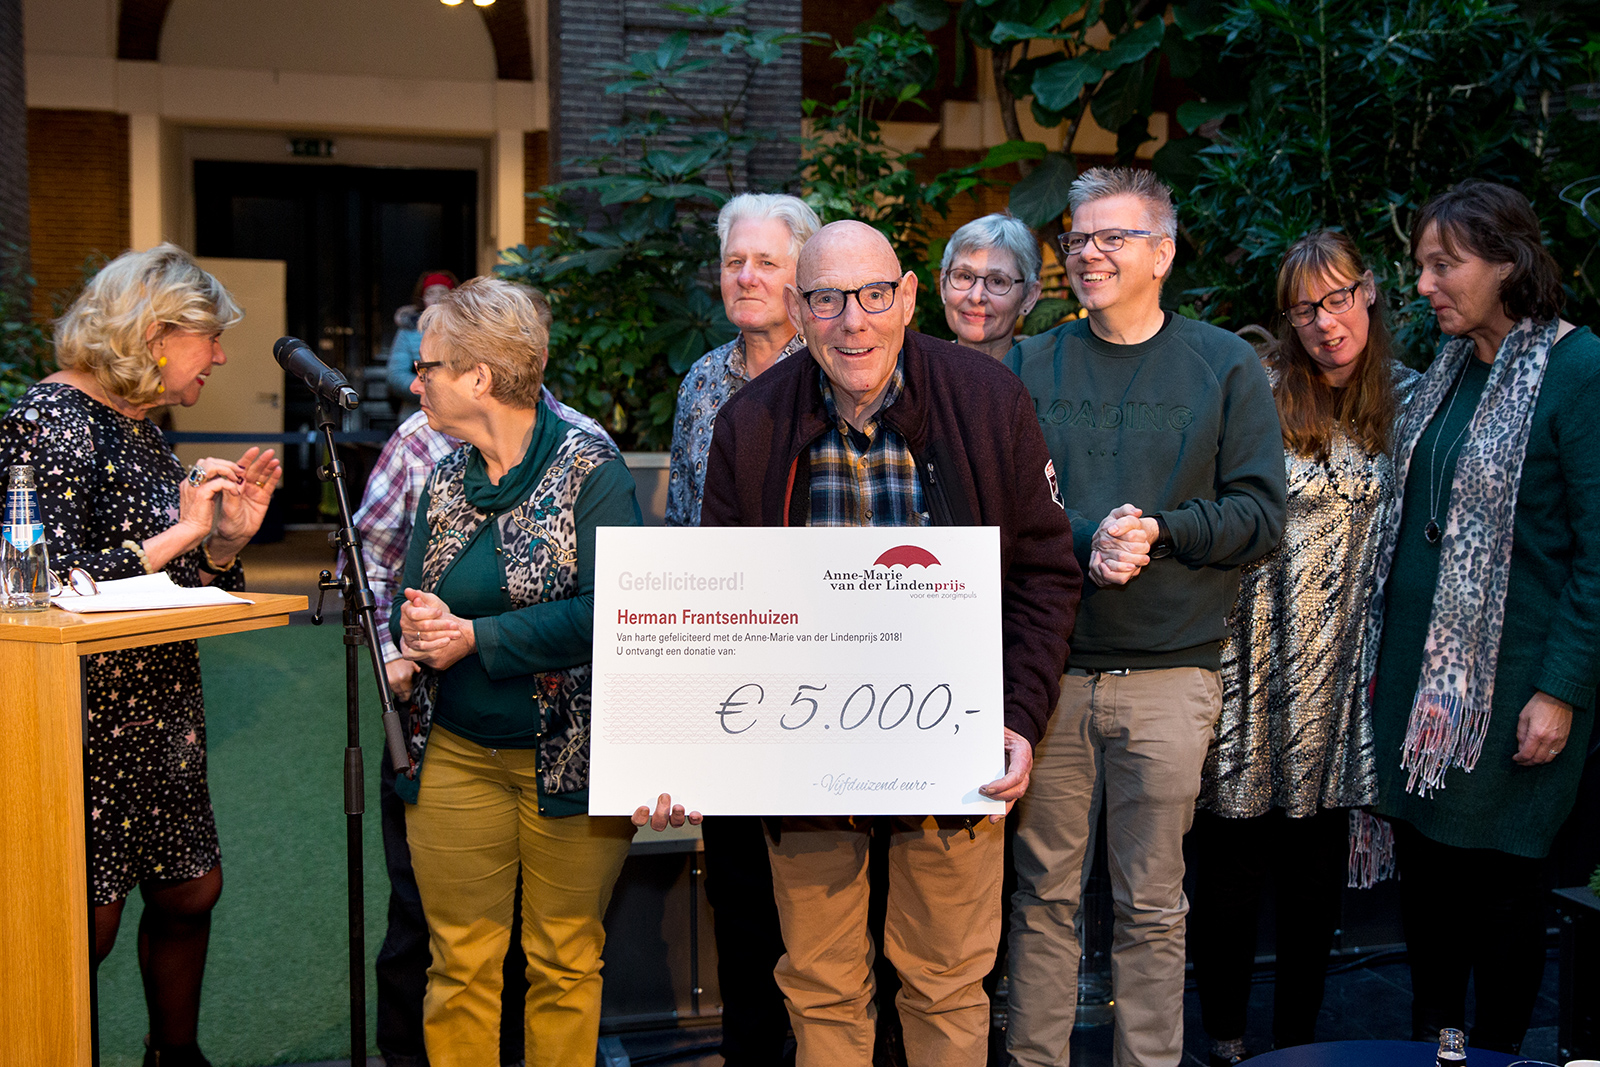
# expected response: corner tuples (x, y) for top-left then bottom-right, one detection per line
(552, 0), (803, 193)
(0, 0), (28, 284)
(27, 110), (130, 318)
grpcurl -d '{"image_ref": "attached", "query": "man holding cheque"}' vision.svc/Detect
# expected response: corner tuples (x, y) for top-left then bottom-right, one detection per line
(632, 220), (1081, 1067)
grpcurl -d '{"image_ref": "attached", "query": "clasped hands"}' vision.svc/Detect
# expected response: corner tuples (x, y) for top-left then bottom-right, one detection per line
(631, 727), (1036, 831)
(398, 588), (477, 671)
(1088, 503), (1160, 588)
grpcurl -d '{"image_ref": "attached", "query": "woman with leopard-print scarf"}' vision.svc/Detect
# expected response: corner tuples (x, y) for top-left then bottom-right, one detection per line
(391, 276), (641, 1067)
(1365, 180), (1600, 1054)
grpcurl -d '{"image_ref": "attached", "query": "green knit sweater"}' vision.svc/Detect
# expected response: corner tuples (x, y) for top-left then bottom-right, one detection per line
(1372, 326), (1600, 857)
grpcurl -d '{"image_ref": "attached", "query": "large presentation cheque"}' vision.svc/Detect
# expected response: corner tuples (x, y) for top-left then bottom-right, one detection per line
(589, 526), (1005, 816)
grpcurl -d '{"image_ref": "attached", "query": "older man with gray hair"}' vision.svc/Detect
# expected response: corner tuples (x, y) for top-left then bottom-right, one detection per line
(1003, 167), (1286, 1067)
(640, 219), (1081, 1067)
(664, 190), (820, 1067)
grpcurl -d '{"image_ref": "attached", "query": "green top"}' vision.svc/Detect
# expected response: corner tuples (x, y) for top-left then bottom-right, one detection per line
(392, 412), (641, 754)
(1373, 326), (1600, 857)
(1007, 313), (1287, 670)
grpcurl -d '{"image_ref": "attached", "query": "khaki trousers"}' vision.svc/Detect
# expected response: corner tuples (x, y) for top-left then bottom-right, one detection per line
(1007, 667), (1222, 1067)
(406, 726), (634, 1067)
(766, 815), (1004, 1067)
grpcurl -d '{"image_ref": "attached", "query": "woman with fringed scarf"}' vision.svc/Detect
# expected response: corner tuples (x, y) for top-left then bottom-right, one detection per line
(1365, 180), (1599, 1055)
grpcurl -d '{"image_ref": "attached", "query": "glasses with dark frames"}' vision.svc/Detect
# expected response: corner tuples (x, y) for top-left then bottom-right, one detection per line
(1058, 228), (1160, 256)
(1283, 281), (1362, 327)
(944, 267), (1025, 296)
(412, 359), (446, 384)
(799, 281), (901, 320)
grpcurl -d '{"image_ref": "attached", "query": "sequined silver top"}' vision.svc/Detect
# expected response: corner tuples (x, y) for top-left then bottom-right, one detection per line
(1199, 364), (1419, 819)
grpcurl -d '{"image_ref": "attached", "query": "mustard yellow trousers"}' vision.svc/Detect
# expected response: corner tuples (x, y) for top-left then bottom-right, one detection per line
(406, 726), (634, 1067)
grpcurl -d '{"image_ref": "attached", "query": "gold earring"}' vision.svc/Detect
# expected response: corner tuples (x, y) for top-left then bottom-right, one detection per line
(158, 357), (167, 367)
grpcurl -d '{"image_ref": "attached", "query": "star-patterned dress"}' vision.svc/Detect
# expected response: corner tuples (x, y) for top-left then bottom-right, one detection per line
(0, 382), (244, 904)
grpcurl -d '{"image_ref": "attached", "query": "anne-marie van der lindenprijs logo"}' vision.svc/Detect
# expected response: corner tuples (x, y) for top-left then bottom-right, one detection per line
(821, 545), (971, 598)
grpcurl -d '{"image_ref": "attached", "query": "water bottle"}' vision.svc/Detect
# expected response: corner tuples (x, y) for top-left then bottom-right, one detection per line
(3, 464), (51, 611)
(1436, 1027), (1466, 1067)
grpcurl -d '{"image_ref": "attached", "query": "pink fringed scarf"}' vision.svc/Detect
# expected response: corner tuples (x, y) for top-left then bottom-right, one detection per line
(1362, 318), (1556, 796)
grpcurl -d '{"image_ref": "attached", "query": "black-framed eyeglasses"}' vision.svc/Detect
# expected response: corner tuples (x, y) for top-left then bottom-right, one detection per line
(1058, 228), (1159, 256)
(799, 281), (900, 320)
(1283, 281), (1362, 327)
(944, 267), (1026, 296)
(412, 359), (446, 384)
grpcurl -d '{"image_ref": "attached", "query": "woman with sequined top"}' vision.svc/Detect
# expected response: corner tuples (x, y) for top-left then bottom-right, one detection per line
(0, 245), (281, 1067)
(1189, 231), (1418, 1066)
(389, 277), (641, 1066)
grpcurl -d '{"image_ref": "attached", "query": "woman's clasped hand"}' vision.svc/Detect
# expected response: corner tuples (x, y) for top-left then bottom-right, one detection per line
(397, 587), (477, 670)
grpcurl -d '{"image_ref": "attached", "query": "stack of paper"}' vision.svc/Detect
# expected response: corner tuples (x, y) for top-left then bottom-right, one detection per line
(51, 572), (256, 613)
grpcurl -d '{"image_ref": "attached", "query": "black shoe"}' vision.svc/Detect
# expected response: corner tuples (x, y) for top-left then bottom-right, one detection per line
(142, 1038), (212, 1067)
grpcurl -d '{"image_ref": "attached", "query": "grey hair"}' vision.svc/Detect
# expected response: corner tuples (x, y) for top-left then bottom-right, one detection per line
(716, 193), (821, 260)
(1067, 167), (1177, 242)
(940, 213), (1042, 284)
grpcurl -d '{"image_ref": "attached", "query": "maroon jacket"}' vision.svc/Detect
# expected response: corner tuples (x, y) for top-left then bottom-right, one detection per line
(700, 330), (1081, 747)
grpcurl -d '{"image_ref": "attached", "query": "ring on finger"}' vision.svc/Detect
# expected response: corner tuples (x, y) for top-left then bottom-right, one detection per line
(186, 466), (205, 486)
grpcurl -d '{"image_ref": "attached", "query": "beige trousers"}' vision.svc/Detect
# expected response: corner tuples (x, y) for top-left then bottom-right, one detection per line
(766, 815), (1004, 1067)
(1007, 667), (1222, 1067)
(405, 726), (634, 1067)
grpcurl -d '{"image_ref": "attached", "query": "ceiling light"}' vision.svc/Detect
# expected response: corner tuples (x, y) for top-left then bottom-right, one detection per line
(440, 0), (463, 6)
(472, 0), (495, 5)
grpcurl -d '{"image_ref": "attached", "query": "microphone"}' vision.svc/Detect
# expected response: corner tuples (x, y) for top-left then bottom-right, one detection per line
(273, 336), (361, 411)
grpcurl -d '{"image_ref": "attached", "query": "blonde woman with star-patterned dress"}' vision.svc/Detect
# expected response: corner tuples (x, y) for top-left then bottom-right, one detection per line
(0, 245), (281, 1067)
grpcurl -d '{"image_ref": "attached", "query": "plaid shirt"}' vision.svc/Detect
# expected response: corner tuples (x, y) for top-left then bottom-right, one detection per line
(808, 357), (926, 528)
(342, 388), (612, 660)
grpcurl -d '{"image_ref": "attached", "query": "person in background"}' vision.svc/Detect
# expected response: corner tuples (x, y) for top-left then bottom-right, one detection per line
(663, 191), (819, 1067)
(1004, 167), (1286, 1067)
(1189, 230), (1418, 1066)
(937, 212), (1043, 359)
(1366, 180), (1600, 1054)
(0, 244), (281, 1067)
(639, 220), (1081, 1067)
(387, 270), (459, 413)
(345, 283), (610, 1067)
(390, 276), (639, 1066)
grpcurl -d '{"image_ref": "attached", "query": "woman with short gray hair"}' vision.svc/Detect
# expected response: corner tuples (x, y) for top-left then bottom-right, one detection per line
(939, 213), (1044, 359)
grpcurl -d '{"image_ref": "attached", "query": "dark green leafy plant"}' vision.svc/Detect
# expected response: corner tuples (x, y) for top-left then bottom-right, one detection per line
(800, 5), (1016, 337)
(952, 0), (1192, 239)
(495, 1), (819, 449)
(1162, 0), (1590, 362)
(0, 250), (53, 416)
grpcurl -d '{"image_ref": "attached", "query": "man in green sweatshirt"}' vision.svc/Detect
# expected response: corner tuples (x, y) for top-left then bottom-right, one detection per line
(1002, 168), (1286, 1067)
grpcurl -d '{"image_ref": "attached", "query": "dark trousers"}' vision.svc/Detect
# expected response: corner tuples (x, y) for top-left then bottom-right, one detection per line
(376, 745), (530, 1066)
(1188, 807), (1348, 1048)
(701, 816), (792, 1067)
(1392, 820), (1547, 1054)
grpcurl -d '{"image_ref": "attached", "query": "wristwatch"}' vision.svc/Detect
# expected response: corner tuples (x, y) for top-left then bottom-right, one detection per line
(1149, 515), (1173, 560)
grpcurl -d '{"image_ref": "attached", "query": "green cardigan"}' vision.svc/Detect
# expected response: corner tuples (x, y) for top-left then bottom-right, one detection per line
(1372, 326), (1600, 857)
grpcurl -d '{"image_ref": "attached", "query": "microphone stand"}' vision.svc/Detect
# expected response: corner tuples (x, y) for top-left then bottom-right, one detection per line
(308, 396), (411, 1067)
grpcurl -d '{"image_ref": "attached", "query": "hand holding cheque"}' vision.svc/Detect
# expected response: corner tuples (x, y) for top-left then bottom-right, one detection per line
(591, 526), (1012, 819)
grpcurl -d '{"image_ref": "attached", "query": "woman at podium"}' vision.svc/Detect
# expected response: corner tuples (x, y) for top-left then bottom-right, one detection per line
(0, 244), (281, 1067)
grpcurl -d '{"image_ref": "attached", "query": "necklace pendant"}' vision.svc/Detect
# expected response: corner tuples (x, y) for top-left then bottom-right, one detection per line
(1424, 520), (1442, 544)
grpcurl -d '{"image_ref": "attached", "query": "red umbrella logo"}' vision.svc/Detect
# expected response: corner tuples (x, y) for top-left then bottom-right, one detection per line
(873, 545), (941, 569)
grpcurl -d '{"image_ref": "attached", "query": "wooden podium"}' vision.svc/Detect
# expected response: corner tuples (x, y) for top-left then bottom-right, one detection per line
(0, 593), (306, 1066)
